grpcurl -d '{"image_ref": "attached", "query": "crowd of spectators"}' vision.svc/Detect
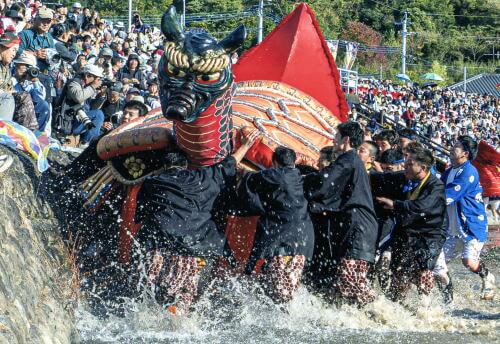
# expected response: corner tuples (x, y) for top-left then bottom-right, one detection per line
(0, 0), (162, 147)
(354, 78), (499, 152)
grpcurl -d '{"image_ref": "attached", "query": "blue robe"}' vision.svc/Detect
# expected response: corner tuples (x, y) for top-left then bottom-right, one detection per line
(441, 160), (488, 242)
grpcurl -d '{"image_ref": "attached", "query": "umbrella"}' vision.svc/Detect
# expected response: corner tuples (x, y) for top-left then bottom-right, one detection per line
(421, 73), (443, 81)
(422, 82), (438, 88)
(396, 73), (411, 82)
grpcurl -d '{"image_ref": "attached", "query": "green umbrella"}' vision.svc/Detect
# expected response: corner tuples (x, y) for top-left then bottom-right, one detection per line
(420, 73), (444, 81)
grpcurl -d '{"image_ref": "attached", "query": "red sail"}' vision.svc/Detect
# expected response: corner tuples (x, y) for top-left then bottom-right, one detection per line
(233, 3), (349, 122)
(472, 141), (500, 198)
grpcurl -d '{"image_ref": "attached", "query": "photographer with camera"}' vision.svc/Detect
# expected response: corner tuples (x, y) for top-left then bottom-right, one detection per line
(96, 48), (114, 80)
(18, 7), (58, 123)
(59, 64), (105, 145)
(13, 53), (51, 131)
(101, 81), (125, 132)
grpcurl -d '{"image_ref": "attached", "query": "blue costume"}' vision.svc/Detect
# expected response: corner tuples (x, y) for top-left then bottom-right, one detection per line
(441, 160), (487, 242)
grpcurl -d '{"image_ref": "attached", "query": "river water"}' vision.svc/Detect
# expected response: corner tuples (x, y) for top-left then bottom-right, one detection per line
(77, 250), (499, 344)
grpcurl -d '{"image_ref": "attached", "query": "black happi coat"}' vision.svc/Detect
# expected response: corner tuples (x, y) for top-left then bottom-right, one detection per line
(304, 149), (378, 263)
(136, 156), (237, 257)
(236, 167), (314, 272)
(370, 171), (406, 250)
(389, 173), (447, 270)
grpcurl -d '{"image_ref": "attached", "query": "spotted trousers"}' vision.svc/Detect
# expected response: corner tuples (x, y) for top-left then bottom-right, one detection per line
(335, 258), (377, 306)
(389, 267), (435, 302)
(147, 252), (206, 314)
(258, 255), (306, 303)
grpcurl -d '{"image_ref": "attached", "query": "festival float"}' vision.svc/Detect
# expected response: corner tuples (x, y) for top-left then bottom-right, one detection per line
(60, 3), (350, 308)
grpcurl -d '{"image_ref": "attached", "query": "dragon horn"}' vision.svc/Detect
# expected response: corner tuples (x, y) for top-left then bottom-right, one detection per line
(161, 6), (185, 42)
(219, 25), (247, 53)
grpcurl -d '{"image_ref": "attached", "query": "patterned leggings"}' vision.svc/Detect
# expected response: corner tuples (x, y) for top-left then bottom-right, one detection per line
(259, 255), (305, 303)
(147, 252), (205, 314)
(389, 268), (435, 301)
(336, 258), (377, 305)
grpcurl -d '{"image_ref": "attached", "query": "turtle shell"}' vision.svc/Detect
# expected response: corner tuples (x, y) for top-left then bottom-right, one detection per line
(232, 80), (340, 169)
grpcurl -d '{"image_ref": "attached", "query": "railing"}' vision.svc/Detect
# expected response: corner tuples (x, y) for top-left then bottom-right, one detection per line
(354, 102), (451, 158)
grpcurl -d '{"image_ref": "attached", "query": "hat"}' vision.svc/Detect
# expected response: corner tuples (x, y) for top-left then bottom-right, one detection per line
(115, 21), (125, 28)
(110, 81), (123, 92)
(5, 10), (23, 21)
(100, 48), (113, 57)
(127, 87), (141, 95)
(13, 52), (37, 67)
(124, 99), (148, 116)
(82, 65), (104, 78)
(36, 8), (54, 20)
(72, 2), (82, 8)
(0, 32), (20, 48)
(82, 43), (93, 50)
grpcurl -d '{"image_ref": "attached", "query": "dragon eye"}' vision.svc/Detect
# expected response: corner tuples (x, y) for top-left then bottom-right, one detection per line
(196, 72), (222, 84)
(166, 62), (186, 78)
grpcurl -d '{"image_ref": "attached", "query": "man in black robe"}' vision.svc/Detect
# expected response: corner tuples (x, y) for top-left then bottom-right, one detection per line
(235, 146), (314, 303)
(304, 121), (378, 305)
(135, 130), (260, 314)
(376, 147), (446, 302)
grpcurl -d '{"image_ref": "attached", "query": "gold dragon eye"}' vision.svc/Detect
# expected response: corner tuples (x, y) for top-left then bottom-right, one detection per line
(195, 72), (222, 84)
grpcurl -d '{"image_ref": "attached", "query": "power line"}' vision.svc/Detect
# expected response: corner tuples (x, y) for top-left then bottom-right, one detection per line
(425, 13), (500, 18)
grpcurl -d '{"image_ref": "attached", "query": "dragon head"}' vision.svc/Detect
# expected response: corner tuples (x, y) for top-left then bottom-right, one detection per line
(158, 6), (246, 123)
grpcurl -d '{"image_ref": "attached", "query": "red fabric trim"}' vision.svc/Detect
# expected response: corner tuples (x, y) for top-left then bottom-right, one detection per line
(118, 184), (143, 264)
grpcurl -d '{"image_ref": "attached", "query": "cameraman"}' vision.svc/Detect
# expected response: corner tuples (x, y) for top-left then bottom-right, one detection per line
(61, 65), (105, 145)
(18, 8), (57, 110)
(101, 82), (125, 132)
(13, 53), (50, 131)
(96, 48), (114, 80)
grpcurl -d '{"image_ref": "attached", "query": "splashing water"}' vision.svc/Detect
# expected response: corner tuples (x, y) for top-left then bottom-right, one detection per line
(77, 256), (499, 344)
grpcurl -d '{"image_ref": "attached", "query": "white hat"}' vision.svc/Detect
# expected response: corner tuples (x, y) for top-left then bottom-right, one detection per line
(72, 2), (82, 8)
(13, 52), (37, 67)
(115, 21), (125, 28)
(82, 65), (104, 78)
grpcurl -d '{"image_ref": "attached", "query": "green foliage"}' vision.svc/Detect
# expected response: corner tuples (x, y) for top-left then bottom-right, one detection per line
(93, 0), (498, 84)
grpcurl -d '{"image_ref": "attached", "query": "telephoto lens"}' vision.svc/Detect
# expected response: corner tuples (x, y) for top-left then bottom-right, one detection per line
(27, 66), (39, 79)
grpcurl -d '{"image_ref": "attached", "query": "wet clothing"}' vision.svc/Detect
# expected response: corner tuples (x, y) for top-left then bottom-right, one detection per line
(235, 167), (314, 273)
(257, 255), (306, 303)
(441, 160), (488, 242)
(392, 174), (447, 270)
(370, 171), (406, 251)
(336, 258), (376, 305)
(147, 252), (205, 314)
(304, 149), (378, 263)
(137, 156), (237, 257)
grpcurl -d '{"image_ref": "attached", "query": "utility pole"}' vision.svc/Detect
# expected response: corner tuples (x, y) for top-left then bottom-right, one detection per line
(401, 11), (408, 75)
(182, 0), (186, 29)
(463, 66), (467, 93)
(257, 0), (264, 43)
(128, 0), (132, 33)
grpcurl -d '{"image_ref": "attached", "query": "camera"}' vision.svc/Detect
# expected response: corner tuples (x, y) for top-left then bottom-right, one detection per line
(75, 110), (95, 130)
(27, 66), (39, 79)
(110, 111), (123, 125)
(45, 48), (62, 70)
